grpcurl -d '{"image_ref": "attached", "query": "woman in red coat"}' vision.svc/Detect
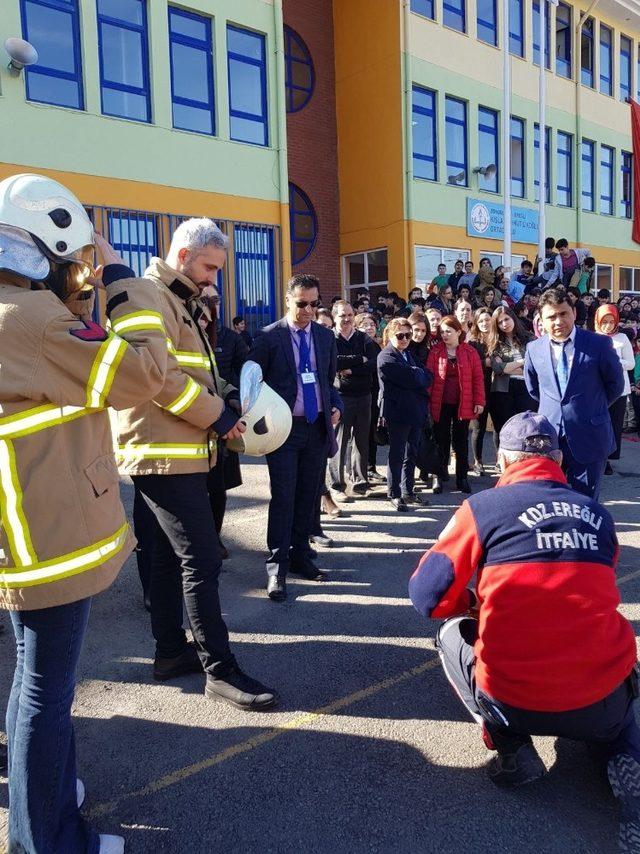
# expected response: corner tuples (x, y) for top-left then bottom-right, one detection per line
(427, 315), (485, 494)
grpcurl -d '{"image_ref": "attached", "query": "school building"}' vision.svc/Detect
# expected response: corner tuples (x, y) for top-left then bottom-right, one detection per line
(1, 0), (639, 329)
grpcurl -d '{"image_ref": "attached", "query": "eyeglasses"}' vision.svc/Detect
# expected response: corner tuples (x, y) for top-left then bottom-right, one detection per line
(394, 332), (412, 341)
(294, 299), (320, 309)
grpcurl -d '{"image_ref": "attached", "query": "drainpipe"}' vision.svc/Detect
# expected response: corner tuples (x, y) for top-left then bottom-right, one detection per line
(575, 0), (600, 249)
(402, 0), (416, 295)
(273, 0), (291, 305)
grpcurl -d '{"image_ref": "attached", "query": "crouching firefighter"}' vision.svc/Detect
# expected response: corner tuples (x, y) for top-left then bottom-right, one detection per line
(0, 173), (169, 854)
(408, 411), (640, 853)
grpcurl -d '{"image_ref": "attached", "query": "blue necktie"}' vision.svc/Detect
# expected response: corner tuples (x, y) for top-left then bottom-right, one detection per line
(556, 341), (569, 397)
(297, 329), (319, 424)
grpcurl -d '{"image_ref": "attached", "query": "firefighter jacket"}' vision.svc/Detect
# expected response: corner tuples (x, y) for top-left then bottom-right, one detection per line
(114, 258), (239, 476)
(0, 270), (168, 611)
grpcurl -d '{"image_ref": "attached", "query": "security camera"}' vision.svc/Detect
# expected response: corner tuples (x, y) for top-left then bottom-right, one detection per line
(5, 37), (38, 72)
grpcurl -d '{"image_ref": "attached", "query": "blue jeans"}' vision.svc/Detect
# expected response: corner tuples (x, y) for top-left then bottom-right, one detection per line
(7, 598), (99, 854)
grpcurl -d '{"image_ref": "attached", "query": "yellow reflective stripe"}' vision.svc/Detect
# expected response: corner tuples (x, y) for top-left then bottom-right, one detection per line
(165, 338), (209, 369)
(86, 335), (128, 409)
(164, 377), (202, 416)
(117, 443), (209, 460)
(0, 405), (93, 440)
(0, 523), (130, 588)
(111, 311), (165, 335)
(0, 440), (37, 567)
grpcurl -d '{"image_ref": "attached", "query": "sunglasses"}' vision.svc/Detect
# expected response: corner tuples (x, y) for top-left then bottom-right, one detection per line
(294, 299), (320, 309)
(394, 332), (412, 341)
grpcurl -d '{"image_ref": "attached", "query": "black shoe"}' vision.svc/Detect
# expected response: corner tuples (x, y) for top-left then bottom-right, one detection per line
(441, 471), (450, 482)
(266, 576), (287, 601)
(605, 461), (614, 475)
(432, 476), (443, 495)
(473, 462), (485, 477)
(153, 641), (203, 682)
(608, 753), (640, 852)
(205, 666), (278, 711)
(219, 539), (230, 560)
(290, 561), (325, 581)
(488, 743), (546, 788)
(310, 533), (334, 548)
(350, 483), (369, 496)
(368, 469), (386, 483)
(457, 477), (472, 494)
(402, 493), (427, 506)
(389, 497), (409, 512)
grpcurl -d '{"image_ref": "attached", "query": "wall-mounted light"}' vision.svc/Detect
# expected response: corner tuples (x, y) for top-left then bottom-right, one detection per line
(4, 37), (38, 73)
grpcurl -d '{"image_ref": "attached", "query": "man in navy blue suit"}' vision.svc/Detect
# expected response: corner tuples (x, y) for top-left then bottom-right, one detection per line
(524, 288), (624, 500)
(250, 274), (343, 601)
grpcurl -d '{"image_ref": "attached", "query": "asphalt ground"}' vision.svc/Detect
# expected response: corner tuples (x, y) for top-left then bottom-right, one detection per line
(2, 435), (640, 853)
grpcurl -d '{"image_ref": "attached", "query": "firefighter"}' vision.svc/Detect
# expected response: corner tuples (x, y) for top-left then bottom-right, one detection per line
(409, 412), (640, 852)
(0, 173), (170, 853)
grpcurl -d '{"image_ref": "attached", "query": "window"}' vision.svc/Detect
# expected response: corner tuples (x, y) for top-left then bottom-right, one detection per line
(343, 249), (389, 300)
(289, 184), (317, 265)
(596, 264), (612, 292)
(97, 0), (151, 122)
(443, 0), (465, 33)
(620, 35), (632, 102)
(509, 0), (524, 58)
(168, 8), (214, 135)
(410, 0), (434, 19)
(600, 145), (614, 216)
(284, 26), (314, 113)
(621, 151), (633, 219)
(107, 210), (158, 276)
(534, 124), (550, 203)
(510, 117), (525, 198)
(227, 25), (268, 146)
(556, 132), (572, 207)
(555, 3), (572, 79)
(478, 107), (499, 193)
(412, 85), (437, 181)
(21, 0), (84, 109)
(533, 1), (551, 68)
(445, 96), (468, 186)
(619, 267), (640, 293)
(480, 251), (526, 270)
(600, 25), (613, 95)
(477, 0), (497, 46)
(580, 17), (594, 87)
(581, 140), (595, 212)
(415, 246), (470, 287)
(234, 224), (277, 334)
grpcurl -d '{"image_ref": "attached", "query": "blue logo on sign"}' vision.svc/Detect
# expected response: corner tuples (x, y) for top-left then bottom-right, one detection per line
(466, 198), (539, 243)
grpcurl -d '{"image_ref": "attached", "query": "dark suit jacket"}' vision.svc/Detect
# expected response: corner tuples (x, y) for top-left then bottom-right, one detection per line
(250, 318), (343, 456)
(524, 327), (624, 463)
(377, 344), (432, 427)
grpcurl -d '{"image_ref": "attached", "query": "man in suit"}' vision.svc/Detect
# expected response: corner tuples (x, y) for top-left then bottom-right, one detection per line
(250, 274), (343, 601)
(524, 288), (624, 500)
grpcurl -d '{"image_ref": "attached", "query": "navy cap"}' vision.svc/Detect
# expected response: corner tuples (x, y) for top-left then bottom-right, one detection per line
(499, 411), (559, 453)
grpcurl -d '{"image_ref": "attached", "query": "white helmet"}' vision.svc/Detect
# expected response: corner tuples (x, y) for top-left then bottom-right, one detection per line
(0, 173), (93, 262)
(227, 361), (292, 456)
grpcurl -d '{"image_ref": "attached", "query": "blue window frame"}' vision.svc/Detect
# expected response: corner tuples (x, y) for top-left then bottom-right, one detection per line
(97, 0), (151, 122)
(443, 0), (465, 33)
(478, 107), (499, 193)
(510, 117), (525, 198)
(555, 3), (572, 79)
(107, 210), (157, 276)
(234, 224), (276, 334)
(168, 7), (215, 135)
(581, 139), (595, 212)
(600, 25), (613, 96)
(620, 35), (632, 102)
(289, 184), (317, 265)
(581, 17), (594, 87)
(445, 96), (468, 186)
(556, 132), (573, 207)
(284, 26), (314, 113)
(412, 85), (437, 181)
(227, 25), (268, 147)
(477, 0), (497, 46)
(21, 0), (84, 109)
(509, 0), (524, 57)
(600, 145), (614, 216)
(621, 151), (633, 219)
(410, 0), (434, 19)
(532, 1), (551, 68)
(534, 123), (550, 203)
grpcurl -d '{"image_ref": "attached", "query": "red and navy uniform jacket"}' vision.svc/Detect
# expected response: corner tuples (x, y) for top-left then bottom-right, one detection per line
(409, 457), (637, 712)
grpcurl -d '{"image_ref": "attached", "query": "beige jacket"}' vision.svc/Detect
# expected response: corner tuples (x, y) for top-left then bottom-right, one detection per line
(114, 258), (237, 475)
(0, 272), (168, 611)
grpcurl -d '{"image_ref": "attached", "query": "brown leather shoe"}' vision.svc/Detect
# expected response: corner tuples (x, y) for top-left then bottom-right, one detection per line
(321, 494), (343, 517)
(153, 641), (203, 681)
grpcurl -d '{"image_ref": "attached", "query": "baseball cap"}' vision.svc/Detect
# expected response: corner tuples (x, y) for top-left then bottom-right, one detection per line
(499, 411), (559, 453)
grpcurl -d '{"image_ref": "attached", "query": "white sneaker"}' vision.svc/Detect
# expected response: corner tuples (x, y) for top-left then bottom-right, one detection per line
(99, 835), (125, 854)
(76, 778), (85, 809)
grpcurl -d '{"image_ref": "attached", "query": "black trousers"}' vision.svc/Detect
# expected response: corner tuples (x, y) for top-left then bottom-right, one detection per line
(490, 379), (536, 450)
(132, 481), (156, 600)
(131, 473), (234, 676)
(329, 393), (371, 489)
(368, 392), (380, 470)
(470, 375), (492, 465)
(608, 395), (627, 461)
(436, 616), (640, 761)
(433, 404), (470, 480)
(266, 418), (329, 578)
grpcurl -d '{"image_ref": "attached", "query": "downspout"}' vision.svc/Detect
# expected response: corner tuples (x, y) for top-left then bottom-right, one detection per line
(402, 0), (416, 295)
(273, 0), (291, 308)
(575, 0), (601, 249)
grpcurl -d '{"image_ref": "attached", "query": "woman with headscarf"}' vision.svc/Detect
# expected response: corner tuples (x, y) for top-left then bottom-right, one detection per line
(594, 304), (635, 474)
